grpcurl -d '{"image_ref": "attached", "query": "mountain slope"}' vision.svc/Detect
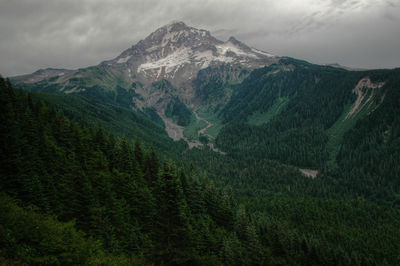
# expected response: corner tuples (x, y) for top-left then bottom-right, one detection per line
(0, 78), (239, 265)
(2, 76), (400, 265)
(9, 23), (400, 177)
(11, 21), (277, 102)
(30, 92), (188, 159)
(11, 22), (278, 143)
(212, 58), (400, 205)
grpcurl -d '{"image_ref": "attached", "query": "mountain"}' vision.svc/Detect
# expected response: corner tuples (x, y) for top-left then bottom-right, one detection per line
(10, 22), (400, 165)
(10, 22), (400, 177)
(3, 22), (400, 265)
(103, 21), (276, 86)
(12, 21), (277, 90)
(11, 21), (278, 141)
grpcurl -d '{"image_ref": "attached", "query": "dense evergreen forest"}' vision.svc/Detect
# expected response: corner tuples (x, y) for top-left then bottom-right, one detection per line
(2, 66), (400, 266)
(165, 96), (192, 126)
(214, 59), (400, 205)
(0, 77), (238, 264)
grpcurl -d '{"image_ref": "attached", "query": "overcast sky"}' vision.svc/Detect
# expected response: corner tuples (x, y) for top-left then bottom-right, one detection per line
(1, 0), (399, 76)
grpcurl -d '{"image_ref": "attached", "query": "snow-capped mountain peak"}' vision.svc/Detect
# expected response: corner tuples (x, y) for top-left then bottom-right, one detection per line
(107, 22), (277, 85)
(10, 22), (280, 140)
(14, 22), (279, 99)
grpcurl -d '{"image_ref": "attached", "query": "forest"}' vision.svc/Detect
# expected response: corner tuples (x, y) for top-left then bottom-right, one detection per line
(1, 70), (400, 265)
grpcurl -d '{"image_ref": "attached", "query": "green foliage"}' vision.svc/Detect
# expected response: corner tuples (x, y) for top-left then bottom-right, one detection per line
(194, 64), (248, 106)
(4, 61), (400, 266)
(182, 63), (400, 265)
(0, 77), (262, 265)
(151, 79), (176, 93)
(217, 122), (329, 168)
(30, 91), (184, 159)
(165, 96), (192, 126)
(247, 96), (289, 125)
(0, 193), (143, 265)
(325, 103), (361, 169)
(142, 107), (165, 128)
(199, 134), (209, 144)
(114, 85), (138, 108)
(333, 69), (400, 205)
(216, 59), (364, 169)
(196, 107), (224, 139)
(184, 115), (207, 140)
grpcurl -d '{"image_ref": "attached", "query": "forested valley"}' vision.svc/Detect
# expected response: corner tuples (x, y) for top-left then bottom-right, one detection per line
(1, 61), (400, 266)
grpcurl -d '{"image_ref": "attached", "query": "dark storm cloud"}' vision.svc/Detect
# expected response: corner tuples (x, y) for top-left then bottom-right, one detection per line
(0, 0), (399, 76)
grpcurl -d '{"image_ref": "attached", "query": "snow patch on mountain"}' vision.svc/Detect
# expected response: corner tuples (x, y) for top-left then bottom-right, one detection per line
(138, 47), (191, 73)
(161, 31), (186, 46)
(146, 46), (159, 53)
(136, 36), (273, 77)
(114, 21), (279, 81)
(216, 42), (257, 58)
(193, 51), (214, 68)
(116, 55), (131, 64)
(137, 44), (253, 77)
(13, 21), (279, 98)
(251, 48), (274, 57)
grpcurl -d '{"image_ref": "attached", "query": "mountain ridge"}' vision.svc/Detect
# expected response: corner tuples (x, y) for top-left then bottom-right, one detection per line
(12, 21), (277, 88)
(10, 21), (280, 143)
(9, 22), (400, 158)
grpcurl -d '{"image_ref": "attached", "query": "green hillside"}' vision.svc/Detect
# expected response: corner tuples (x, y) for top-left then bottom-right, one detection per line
(3, 58), (400, 265)
(30, 92), (184, 158)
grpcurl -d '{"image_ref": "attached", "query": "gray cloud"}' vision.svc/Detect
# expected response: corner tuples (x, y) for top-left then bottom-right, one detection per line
(0, 0), (399, 76)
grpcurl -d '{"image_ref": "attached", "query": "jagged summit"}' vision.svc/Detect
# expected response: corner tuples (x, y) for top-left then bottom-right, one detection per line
(164, 20), (188, 28)
(106, 22), (277, 85)
(228, 36), (240, 44)
(14, 22), (278, 89)
(11, 22), (279, 116)
(137, 21), (218, 57)
(152, 21), (210, 35)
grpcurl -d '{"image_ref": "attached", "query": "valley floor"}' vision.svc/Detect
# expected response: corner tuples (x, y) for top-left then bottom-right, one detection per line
(160, 109), (224, 153)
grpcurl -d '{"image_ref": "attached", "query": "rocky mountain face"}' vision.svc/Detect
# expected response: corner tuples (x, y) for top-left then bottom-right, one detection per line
(8, 22), (400, 206)
(12, 21), (277, 102)
(103, 21), (277, 88)
(11, 21), (279, 141)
